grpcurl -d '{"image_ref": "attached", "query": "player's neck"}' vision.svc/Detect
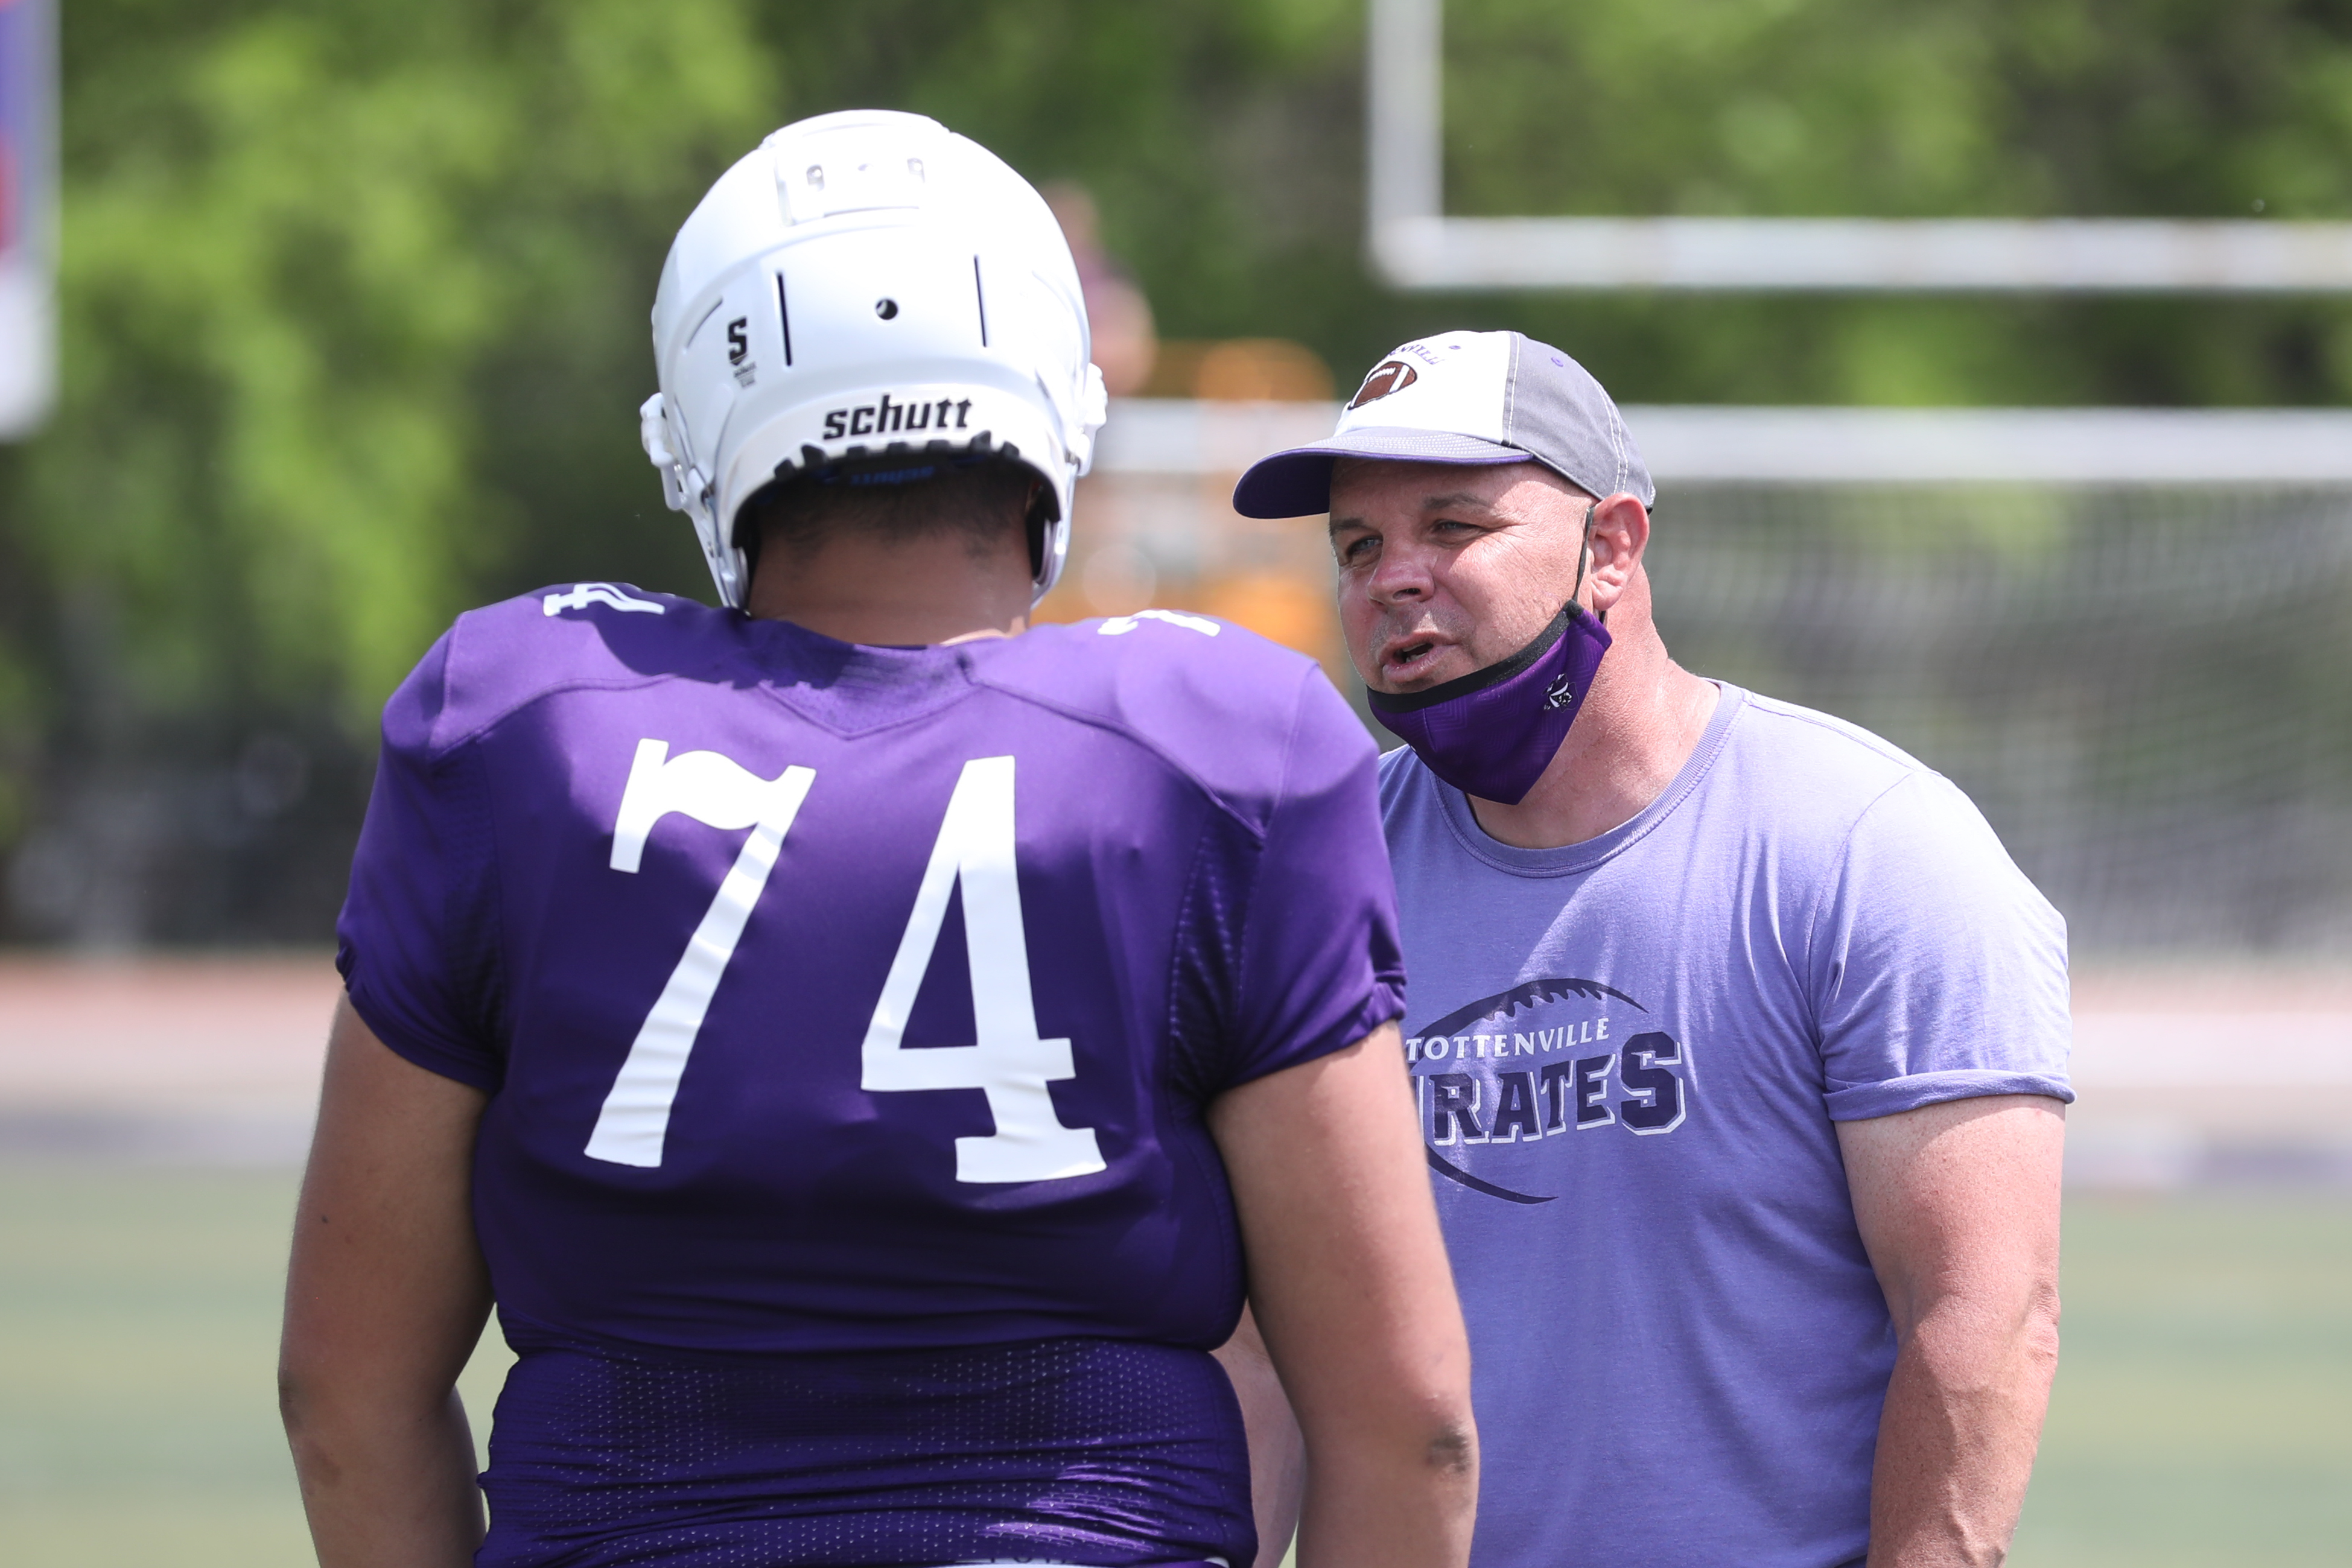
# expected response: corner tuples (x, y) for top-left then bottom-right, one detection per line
(743, 527), (1035, 647)
(1464, 605), (1718, 851)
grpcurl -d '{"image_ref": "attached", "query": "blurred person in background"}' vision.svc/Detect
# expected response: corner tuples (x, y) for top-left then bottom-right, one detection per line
(278, 112), (1473, 1568)
(1229, 331), (2071, 1568)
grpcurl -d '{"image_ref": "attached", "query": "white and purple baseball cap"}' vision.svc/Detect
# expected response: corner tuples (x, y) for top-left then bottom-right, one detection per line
(1231, 330), (1654, 519)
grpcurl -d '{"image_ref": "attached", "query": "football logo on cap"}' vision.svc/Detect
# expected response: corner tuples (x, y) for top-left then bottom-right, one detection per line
(1348, 360), (1419, 409)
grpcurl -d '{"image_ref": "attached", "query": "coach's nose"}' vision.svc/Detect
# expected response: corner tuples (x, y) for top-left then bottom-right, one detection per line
(1365, 538), (1437, 607)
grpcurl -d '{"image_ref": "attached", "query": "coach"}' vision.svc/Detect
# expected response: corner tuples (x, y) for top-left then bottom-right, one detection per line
(1231, 331), (2071, 1568)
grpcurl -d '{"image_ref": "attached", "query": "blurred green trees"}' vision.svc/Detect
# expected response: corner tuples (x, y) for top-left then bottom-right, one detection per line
(0, 0), (778, 937)
(2, 0), (2350, 942)
(29, 0), (773, 719)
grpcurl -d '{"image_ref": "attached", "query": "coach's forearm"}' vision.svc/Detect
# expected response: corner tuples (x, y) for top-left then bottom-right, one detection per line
(1866, 1287), (2060, 1567)
(281, 1379), (484, 1568)
(1214, 1306), (1306, 1568)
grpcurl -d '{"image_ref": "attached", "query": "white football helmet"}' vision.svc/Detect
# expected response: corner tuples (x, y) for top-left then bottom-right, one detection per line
(640, 110), (1109, 608)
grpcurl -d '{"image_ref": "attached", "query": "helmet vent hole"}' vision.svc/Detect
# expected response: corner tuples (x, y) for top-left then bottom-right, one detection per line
(875, 298), (900, 320)
(906, 157), (924, 179)
(805, 165), (824, 187)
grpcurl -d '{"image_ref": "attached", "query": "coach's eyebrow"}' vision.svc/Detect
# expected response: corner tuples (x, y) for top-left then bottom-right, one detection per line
(1328, 492), (1496, 535)
(1417, 490), (1494, 512)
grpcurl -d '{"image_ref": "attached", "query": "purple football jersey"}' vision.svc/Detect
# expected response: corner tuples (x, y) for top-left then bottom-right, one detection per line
(336, 584), (1403, 1567)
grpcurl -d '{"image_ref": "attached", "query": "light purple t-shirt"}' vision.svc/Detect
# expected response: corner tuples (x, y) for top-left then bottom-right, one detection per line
(1381, 683), (2070, 1568)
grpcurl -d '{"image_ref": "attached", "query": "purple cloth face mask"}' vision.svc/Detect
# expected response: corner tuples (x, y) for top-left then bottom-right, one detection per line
(1366, 601), (1612, 805)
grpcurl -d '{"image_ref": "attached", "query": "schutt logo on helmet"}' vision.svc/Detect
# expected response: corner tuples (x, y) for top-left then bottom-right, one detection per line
(1348, 360), (1419, 410)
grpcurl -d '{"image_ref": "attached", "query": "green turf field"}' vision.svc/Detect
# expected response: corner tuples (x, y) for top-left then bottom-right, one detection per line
(0, 1168), (514, 1566)
(1, 1169), (2345, 1567)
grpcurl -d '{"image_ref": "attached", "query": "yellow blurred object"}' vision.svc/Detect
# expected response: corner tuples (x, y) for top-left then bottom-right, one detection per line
(1033, 438), (1347, 684)
(1190, 571), (1335, 661)
(1195, 340), (1333, 402)
(1144, 339), (1333, 402)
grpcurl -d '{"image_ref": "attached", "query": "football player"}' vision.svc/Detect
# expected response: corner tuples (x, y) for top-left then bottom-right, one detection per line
(278, 111), (1475, 1568)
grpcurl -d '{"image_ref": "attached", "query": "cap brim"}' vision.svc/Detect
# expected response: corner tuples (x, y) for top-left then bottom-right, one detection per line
(1230, 427), (1533, 518)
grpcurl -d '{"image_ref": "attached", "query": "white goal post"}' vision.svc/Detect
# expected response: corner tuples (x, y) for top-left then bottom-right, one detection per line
(1367, 0), (2352, 293)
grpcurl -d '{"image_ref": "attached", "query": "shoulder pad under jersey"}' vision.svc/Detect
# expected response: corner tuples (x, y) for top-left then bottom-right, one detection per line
(415, 583), (740, 755)
(975, 612), (1366, 825)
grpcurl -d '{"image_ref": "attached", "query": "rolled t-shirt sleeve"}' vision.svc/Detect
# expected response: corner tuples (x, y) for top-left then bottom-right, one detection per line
(1222, 673), (1408, 1087)
(335, 633), (506, 1092)
(1809, 770), (2071, 1121)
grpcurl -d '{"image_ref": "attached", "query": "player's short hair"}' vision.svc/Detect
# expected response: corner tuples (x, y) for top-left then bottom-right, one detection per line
(735, 459), (1041, 578)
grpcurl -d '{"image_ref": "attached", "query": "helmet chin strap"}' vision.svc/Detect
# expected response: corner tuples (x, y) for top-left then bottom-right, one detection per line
(1024, 477), (1054, 585)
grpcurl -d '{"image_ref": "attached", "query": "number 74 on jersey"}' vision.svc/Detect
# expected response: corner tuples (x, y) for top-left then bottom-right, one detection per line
(582, 741), (1107, 1184)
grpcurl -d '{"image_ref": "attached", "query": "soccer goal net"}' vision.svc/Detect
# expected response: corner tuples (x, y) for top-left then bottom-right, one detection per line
(1079, 401), (2352, 960)
(1652, 478), (2352, 959)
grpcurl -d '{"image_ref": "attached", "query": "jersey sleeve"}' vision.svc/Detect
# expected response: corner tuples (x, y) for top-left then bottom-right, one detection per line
(335, 633), (507, 1091)
(1808, 770), (2072, 1121)
(1221, 671), (1408, 1087)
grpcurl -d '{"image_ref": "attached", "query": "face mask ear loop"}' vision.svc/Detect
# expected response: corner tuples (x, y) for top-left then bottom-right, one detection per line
(1570, 500), (1603, 624)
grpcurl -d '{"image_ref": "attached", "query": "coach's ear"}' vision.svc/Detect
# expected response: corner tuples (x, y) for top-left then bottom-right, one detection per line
(1584, 492), (1650, 621)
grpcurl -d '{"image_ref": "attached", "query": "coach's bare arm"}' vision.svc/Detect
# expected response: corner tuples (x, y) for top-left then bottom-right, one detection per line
(1211, 1022), (1478, 1568)
(1210, 1304), (1306, 1568)
(1841, 1094), (2065, 1568)
(281, 999), (492, 1568)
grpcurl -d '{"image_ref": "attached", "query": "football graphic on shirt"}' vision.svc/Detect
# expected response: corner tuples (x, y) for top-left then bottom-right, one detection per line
(1405, 976), (1691, 1204)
